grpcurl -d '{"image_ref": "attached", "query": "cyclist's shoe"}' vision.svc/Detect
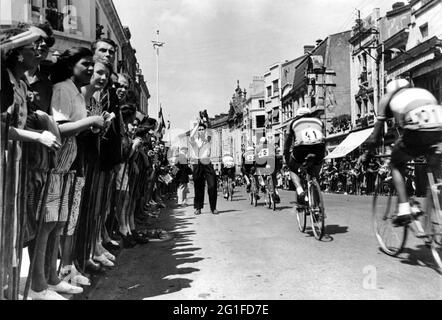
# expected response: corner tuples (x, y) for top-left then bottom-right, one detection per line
(274, 194), (281, 204)
(297, 192), (308, 206)
(393, 213), (413, 227)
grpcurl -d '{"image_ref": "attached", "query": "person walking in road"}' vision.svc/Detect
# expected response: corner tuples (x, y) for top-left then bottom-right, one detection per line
(189, 113), (218, 215)
(175, 147), (192, 207)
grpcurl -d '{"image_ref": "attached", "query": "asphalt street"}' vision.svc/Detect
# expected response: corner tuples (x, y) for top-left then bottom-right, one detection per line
(87, 186), (442, 300)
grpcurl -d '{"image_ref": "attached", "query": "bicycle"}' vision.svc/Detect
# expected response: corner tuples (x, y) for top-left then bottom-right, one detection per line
(223, 176), (234, 201)
(263, 174), (277, 211)
(296, 154), (326, 240)
(249, 174), (259, 207)
(372, 155), (442, 273)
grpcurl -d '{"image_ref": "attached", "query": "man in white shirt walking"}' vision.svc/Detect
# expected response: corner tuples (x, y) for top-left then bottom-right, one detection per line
(189, 118), (218, 215)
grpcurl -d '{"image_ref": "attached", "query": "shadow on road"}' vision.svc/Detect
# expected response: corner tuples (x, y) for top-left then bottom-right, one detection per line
(399, 245), (441, 275)
(87, 198), (205, 300)
(325, 224), (349, 235)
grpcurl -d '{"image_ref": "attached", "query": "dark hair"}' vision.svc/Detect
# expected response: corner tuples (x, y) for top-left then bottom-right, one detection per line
(91, 38), (118, 53)
(51, 47), (93, 84)
(35, 21), (55, 47)
(120, 104), (137, 121)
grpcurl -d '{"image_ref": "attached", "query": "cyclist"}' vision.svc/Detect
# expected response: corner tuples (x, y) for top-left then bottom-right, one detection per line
(284, 107), (326, 207)
(256, 137), (281, 203)
(241, 145), (258, 195)
(366, 78), (442, 226)
(221, 155), (236, 199)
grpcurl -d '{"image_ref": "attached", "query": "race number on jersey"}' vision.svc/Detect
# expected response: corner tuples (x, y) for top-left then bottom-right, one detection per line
(300, 128), (323, 144)
(404, 105), (442, 130)
(258, 148), (269, 158)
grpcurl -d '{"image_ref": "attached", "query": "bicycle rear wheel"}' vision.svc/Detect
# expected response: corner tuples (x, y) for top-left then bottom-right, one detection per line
(296, 207), (307, 233)
(429, 206), (442, 273)
(372, 193), (407, 257)
(309, 180), (325, 240)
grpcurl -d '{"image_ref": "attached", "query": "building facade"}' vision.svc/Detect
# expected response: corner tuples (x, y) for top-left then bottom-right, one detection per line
(385, 0), (442, 102)
(243, 76), (266, 147)
(349, 8), (381, 131)
(1, 0), (150, 113)
(264, 62), (282, 154)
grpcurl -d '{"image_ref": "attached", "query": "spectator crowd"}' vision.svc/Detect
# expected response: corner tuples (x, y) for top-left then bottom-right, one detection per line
(1, 23), (175, 300)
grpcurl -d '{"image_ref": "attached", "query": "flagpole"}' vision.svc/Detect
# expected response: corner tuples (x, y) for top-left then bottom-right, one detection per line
(152, 30), (165, 120)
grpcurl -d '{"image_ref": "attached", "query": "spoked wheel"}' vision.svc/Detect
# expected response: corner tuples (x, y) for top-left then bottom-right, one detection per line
(267, 193), (272, 209)
(372, 193), (408, 257)
(429, 205), (442, 273)
(309, 180), (325, 240)
(296, 207), (307, 233)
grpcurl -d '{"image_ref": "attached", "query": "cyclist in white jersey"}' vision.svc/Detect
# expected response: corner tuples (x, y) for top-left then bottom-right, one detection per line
(366, 78), (442, 226)
(284, 107), (326, 206)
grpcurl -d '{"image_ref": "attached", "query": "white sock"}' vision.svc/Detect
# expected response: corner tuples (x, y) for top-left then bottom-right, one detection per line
(297, 187), (304, 195)
(398, 202), (411, 216)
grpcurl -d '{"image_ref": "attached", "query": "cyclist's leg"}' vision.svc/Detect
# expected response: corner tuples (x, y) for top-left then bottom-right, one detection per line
(391, 135), (417, 224)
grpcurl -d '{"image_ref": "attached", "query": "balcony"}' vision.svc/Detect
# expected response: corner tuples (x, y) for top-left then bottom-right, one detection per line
(45, 9), (82, 35)
(355, 114), (375, 128)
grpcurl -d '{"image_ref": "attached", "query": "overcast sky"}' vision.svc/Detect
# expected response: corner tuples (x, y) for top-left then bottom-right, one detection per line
(113, 0), (400, 132)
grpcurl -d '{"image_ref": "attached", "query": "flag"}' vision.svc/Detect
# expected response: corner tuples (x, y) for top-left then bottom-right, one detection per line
(157, 107), (166, 137)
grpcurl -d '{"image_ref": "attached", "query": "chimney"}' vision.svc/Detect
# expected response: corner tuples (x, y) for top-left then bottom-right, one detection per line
(392, 2), (405, 10)
(304, 45), (315, 54)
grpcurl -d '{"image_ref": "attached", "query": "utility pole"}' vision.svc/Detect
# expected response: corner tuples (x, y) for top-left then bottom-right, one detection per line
(152, 30), (165, 118)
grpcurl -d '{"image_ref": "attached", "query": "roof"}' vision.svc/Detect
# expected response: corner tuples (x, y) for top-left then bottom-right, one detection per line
(292, 39), (328, 91)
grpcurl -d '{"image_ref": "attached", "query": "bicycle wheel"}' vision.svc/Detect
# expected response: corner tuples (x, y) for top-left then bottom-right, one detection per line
(309, 180), (325, 240)
(296, 207), (307, 233)
(372, 193), (407, 257)
(429, 205), (442, 273)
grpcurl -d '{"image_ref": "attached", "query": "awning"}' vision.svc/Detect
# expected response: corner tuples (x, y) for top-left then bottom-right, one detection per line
(325, 128), (373, 159)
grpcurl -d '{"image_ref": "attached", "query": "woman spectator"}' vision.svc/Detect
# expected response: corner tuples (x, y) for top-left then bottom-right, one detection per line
(59, 59), (114, 284)
(26, 47), (104, 300)
(1, 25), (61, 300)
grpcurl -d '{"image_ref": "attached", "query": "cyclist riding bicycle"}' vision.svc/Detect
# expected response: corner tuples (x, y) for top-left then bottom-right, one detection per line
(241, 145), (258, 195)
(221, 155), (236, 199)
(366, 78), (442, 226)
(256, 137), (281, 203)
(284, 107), (326, 207)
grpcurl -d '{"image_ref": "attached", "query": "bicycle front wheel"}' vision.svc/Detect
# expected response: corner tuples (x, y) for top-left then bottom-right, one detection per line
(372, 194), (407, 257)
(309, 180), (325, 240)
